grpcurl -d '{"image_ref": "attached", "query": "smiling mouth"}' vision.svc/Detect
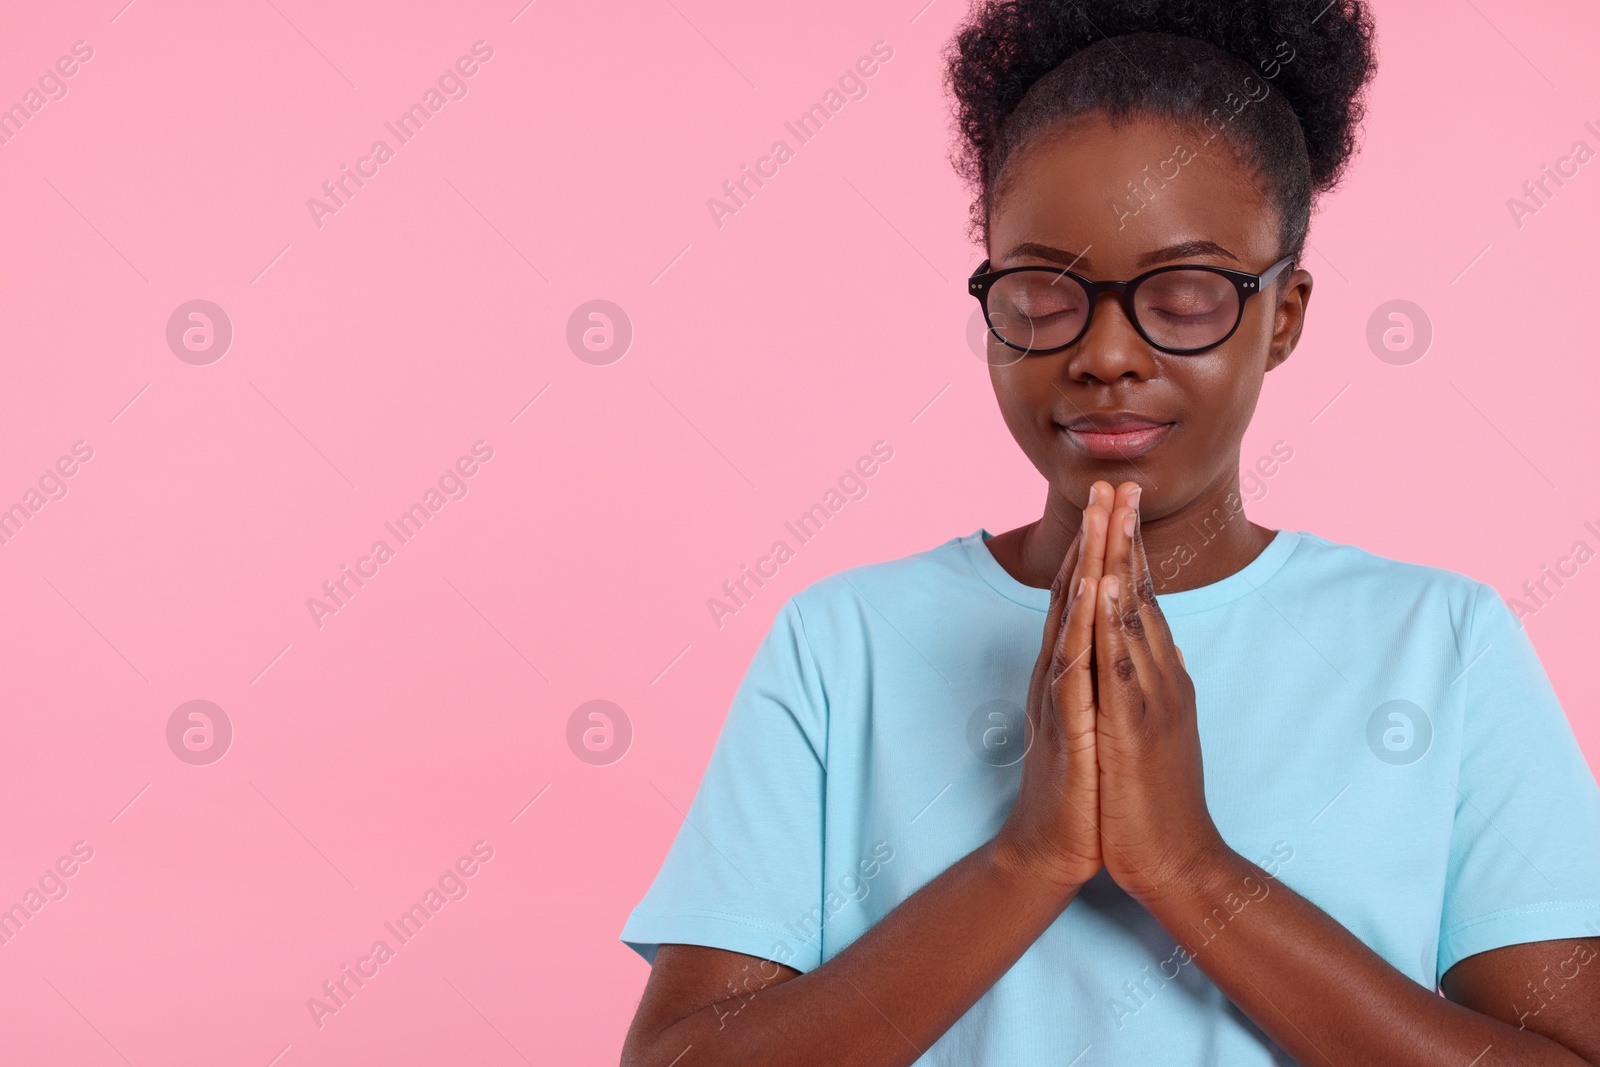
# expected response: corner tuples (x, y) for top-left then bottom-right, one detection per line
(1058, 417), (1175, 460)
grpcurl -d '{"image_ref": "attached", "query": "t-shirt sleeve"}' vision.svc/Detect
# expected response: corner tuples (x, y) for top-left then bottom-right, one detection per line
(1438, 582), (1600, 977)
(620, 594), (828, 972)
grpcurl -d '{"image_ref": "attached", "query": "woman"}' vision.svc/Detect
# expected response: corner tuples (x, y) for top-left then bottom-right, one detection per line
(618, 2), (1600, 1063)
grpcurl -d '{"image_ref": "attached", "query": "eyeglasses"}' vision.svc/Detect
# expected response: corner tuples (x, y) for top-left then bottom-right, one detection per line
(968, 253), (1296, 357)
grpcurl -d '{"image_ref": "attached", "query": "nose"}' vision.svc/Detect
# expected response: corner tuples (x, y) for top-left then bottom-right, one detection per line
(1064, 290), (1160, 383)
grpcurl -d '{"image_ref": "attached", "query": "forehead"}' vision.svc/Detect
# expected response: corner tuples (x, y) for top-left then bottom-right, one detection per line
(989, 113), (1279, 270)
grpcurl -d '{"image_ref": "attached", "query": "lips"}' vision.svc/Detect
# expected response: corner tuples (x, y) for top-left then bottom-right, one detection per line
(1060, 412), (1175, 460)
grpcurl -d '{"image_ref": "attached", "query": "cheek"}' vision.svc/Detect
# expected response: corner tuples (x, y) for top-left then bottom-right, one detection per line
(988, 365), (1067, 471)
(989, 364), (1053, 434)
(1184, 357), (1261, 431)
(1153, 364), (1258, 487)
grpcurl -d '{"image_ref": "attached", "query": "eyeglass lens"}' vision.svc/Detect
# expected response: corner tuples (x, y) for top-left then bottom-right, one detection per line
(984, 269), (1241, 353)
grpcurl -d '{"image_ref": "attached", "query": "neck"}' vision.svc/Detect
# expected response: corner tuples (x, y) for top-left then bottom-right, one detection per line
(1005, 472), (1276, 596)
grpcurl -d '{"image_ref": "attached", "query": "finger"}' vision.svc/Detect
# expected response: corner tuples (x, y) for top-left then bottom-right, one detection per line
(1036, 523), (1085, 676)
(1050, 573), (1099, 741)
(1100, 495), (1163, 693)
(1078, 481), (1113, 585)
(1127, 489), (1179, 673)
(1102, 485), (1150, 675)
(1049, 524), (1088, 639)
(1044, 525), (1080, 631)
(1058, 516), (1090, 643)
(1095, 573), (1156, 721)
(1053, 513), (1087, 597)
(1102, 483), (1137, 596)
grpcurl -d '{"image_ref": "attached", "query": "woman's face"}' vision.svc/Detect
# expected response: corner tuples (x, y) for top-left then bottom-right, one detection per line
(984, 111), (1311, 519)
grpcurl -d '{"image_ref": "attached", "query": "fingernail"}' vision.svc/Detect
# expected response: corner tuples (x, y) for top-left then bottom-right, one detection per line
(1087, 484), (1099, 508)
(1104, 575), (1120, 601)
(1076, 576), (1086, 598)
(1123, 512), (1136, 536)
(1129, 485), (1142, 508)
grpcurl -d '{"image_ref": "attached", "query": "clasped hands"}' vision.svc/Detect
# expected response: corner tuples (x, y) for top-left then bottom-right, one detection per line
(996, 479), (1229, 907)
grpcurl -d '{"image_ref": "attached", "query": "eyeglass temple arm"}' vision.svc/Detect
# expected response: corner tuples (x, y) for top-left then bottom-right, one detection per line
(1258, 253), (1296, 288)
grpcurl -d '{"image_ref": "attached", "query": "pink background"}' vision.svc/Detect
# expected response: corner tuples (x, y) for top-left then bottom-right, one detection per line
(1, 0), (1597, 1063)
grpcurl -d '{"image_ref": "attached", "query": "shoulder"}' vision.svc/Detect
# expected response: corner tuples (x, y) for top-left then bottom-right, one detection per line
(764, 532), (992, 666)
(1283, 529), (1504, 639)
(1288, 530), (1487, 592)
(1289, 530), (1483, 588)
(787, 532), (978, 630)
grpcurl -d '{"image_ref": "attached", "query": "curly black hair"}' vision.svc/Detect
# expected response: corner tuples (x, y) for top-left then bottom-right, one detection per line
(942, 0), (1378, 266)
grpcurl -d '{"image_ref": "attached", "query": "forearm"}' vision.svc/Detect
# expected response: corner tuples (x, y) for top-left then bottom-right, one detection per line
(636, 840), (1075, 1067)
(1143, 846), (1591, 1066)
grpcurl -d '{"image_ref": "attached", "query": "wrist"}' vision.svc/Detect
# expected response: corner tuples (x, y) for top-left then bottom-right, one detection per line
(985, 835), (1090, 911)
(1135, 830), (1242, 912)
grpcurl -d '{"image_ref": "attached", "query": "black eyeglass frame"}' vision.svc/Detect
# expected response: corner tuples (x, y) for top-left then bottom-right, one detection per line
(967, 253), (1297, 356)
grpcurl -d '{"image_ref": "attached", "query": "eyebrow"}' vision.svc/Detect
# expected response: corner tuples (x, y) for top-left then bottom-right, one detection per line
(997, 239), (1242, 270)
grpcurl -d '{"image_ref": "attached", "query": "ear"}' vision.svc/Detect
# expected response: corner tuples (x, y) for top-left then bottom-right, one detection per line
(1265, 268), (1313, 373)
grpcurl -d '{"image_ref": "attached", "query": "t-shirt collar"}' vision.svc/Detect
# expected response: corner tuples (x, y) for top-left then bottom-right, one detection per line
(959, 526), (1303, 617)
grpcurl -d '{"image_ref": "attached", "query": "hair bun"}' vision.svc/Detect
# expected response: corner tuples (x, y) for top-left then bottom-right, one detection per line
(944, 0), (1378, 244)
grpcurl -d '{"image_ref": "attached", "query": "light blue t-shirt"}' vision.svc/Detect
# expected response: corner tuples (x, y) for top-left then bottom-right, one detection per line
(620, 528), (1600, 1063)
